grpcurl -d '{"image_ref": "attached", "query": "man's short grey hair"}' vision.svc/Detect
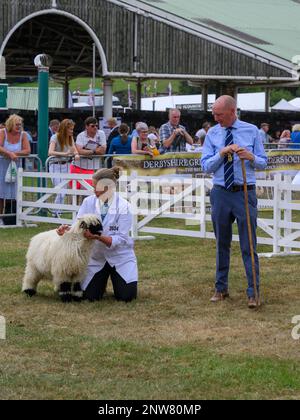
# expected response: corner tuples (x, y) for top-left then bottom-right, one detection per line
(169, 108), (181, 117)
(107, 117), (117, 126)
(49, 119), (60, 127)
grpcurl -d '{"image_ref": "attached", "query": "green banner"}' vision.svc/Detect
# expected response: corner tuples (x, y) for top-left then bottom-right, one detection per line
(113, 153), (202, 176)
(0, 84), (8, 109)
(264, 149), (300, 172)
(113, 150), (300, 177)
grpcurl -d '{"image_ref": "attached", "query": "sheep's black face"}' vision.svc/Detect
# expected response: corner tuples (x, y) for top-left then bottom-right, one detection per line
(88, 220), (103, 235)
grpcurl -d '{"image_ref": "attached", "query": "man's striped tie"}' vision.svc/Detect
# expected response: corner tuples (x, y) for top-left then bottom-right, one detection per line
(224, 127), (234, 190)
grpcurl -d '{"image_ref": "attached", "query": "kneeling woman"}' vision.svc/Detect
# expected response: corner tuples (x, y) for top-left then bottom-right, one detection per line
(59, 167), (138, 302)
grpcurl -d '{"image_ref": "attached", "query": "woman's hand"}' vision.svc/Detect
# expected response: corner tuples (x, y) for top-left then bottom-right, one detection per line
(8, 151), (18, 161)
(56, 224), (70, 236)
(74, 153), (80, 161)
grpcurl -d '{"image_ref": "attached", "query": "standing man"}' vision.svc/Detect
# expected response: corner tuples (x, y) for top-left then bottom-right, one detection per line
(195, 121), (211, 145)
(106, 117), (120, 152)
(48, 119), (60, 143)
(201, 96), (267, 308)
(259, 123), (272, 145)
(159, 109), (193, 152)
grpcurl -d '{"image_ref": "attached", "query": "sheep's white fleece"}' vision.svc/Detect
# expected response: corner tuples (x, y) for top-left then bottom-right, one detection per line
(22, 214), (100, 291)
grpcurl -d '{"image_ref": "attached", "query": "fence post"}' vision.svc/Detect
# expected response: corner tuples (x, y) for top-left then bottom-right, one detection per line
(283, 174), (292, 253)
(130, 171), (139, 239)
(273, 173), (282, 254)
(199, 178), (206, 238)
(16, 168), (23, 226)
(72, 179), (77, 223)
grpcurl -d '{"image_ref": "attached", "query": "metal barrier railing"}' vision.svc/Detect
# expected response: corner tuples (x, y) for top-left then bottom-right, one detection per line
(0, 154), (42, 226)
(264, 142), (300, 150)
(5, 149), (300, 227)
(45, 154), (112, 172)
(44, 155), (114, 216)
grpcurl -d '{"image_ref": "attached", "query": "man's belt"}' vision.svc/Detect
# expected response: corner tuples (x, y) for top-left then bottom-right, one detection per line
(215, 184), (256, 192)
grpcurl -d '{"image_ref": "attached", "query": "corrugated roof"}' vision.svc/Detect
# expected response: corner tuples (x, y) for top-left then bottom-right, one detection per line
(7, 87), (64, 110)
(125, 0), (300, 63)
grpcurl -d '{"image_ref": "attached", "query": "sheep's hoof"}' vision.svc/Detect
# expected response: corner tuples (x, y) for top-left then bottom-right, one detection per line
(72, 295), (83, 302)
(72, 282), (83, 302)
(59, 282), (72, 303)
(60, 293), (72, 303)
(23, 289), (36, 297)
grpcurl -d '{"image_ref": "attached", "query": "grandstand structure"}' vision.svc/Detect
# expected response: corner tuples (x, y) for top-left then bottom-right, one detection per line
(0, 0), (299, 115)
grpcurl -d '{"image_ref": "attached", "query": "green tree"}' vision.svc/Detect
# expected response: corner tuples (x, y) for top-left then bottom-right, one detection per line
(270, 89), (294, 106)
(178, 81), (200, 95)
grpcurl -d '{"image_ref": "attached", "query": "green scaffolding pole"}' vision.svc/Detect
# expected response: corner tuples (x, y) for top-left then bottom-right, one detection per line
(37, 66), (49, 170)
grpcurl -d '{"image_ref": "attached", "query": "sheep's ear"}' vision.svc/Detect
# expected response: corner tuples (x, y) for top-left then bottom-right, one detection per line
(80, 221), (88, 230)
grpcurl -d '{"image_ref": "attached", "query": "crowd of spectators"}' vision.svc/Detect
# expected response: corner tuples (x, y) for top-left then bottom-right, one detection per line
(1, 109), (300, 223)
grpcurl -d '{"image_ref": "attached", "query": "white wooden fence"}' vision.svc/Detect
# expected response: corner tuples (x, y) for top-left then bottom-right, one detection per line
(16, 169), (300, 257)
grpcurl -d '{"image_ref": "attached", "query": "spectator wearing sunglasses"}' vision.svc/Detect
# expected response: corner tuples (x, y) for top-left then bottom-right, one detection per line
(71, 117), (107, 187)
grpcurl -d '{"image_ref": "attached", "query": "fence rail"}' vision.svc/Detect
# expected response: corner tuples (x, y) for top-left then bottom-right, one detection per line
(12, 168), (300, 257)
(45, 154), (115, 172)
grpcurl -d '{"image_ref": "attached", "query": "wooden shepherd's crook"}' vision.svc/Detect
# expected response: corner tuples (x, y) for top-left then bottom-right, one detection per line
(241, 159), (259, 306)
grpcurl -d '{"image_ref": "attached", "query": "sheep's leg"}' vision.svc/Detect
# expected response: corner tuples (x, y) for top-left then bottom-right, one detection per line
(72, 281), (83, 302)
(22, 264), (41, 297)
(53, 271), (73, 303)
(58, 282), (72, 303)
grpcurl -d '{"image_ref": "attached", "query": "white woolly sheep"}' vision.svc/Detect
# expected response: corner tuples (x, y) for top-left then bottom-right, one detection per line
(22, 214), (102, 302)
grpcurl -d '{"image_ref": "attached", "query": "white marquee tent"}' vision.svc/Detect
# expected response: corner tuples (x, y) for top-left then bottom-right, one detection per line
(271, 99), (300, 111)
(289, 98), (300, 109)
(141, 92), (266, 112)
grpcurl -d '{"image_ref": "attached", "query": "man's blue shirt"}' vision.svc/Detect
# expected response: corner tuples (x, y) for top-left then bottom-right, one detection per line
(201, 119), (267, 186)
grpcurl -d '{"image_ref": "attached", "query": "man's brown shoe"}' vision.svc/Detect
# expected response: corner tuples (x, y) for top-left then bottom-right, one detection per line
(210, 291), (229, 302)
(248, 297), (259, 309)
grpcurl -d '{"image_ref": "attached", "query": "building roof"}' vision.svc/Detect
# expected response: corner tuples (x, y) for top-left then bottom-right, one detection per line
(1, 0), (298, 83)
(121, 0), (299, 64)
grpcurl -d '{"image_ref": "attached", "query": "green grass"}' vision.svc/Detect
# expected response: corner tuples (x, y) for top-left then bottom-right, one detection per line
(1, 224), (300, 400)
